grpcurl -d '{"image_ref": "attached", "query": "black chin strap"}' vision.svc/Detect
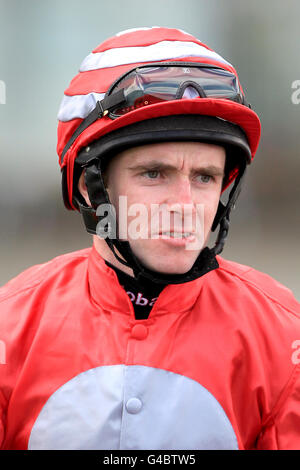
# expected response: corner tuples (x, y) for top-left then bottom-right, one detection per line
(75, 160), (246, 285)
(211, 161), (246, 256)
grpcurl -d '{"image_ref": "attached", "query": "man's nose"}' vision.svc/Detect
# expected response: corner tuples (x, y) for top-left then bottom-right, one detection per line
(166, 176), (196, 209)
(166, 176), (196, 215)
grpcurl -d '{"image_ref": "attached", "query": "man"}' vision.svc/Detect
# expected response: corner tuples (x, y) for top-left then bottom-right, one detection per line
(0, 27), (300, 450)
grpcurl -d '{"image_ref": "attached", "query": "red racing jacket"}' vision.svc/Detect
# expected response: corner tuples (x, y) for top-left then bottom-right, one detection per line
(0, 245), (300, 450)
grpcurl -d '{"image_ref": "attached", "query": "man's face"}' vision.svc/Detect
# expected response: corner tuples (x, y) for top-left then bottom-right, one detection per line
(102, 141), (225, 275)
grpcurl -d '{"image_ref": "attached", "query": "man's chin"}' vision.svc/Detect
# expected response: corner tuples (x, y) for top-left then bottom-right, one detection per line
(137, 257), (199, 276)
(128, 241), (204, 276)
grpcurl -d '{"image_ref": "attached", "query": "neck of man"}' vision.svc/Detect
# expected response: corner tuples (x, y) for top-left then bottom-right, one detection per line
(92, 235), (167, 320)
(92, 235), (135, 277)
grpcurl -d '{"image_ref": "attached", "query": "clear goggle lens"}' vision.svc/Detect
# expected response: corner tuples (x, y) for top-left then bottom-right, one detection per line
(108, 64), (244, 117)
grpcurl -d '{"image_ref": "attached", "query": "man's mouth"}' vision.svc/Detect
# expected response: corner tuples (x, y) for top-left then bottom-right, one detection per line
(159, 231), (194, 239)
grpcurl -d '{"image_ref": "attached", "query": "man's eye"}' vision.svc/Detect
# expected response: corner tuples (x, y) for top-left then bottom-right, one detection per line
(144, 170), (160, 179)
(196, 174), (212, 183)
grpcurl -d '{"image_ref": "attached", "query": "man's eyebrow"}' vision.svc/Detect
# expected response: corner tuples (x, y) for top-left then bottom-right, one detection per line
(127, 161), (176, 171)
(127, 160), (224, 175)
(191, 165), (225, 176)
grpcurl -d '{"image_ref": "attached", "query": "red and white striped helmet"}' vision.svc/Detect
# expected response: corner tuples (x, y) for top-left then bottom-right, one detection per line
(57, 26), (261, 211)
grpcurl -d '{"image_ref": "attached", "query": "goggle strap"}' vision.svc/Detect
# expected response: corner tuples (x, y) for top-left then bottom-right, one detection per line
(100, 88), (126, 116)
(60, 89), (126, 166)
(60, 103), (101, 166)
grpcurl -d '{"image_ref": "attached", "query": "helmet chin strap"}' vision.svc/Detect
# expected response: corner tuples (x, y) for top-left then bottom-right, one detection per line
(74, 158), (246, 285)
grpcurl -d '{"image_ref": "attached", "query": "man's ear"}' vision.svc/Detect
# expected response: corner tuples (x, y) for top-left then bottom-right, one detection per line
(77, 170), (92, 207)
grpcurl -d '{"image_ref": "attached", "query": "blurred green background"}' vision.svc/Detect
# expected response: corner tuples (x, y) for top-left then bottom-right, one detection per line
(0, 0), (299, 300)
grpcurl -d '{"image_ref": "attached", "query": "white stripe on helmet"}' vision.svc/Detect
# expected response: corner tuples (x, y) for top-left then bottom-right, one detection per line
(57, 92), (105, 122)
(79, 40), (232, 72)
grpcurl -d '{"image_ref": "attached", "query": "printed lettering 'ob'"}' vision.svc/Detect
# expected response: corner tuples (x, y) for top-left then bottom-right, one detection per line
(126, 291), (158, 307)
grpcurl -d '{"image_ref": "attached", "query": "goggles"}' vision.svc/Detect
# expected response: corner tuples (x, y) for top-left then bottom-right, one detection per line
(61, 62), (249, 164)
(107, 62), (248, 117)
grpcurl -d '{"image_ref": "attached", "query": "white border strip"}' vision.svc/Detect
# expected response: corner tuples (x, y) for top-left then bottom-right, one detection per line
(79, 40), (231, 72)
